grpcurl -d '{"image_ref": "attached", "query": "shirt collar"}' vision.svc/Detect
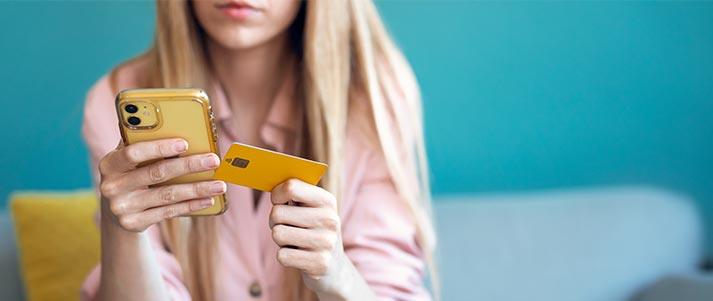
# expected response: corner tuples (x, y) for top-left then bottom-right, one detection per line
(209, 64), (301, 152)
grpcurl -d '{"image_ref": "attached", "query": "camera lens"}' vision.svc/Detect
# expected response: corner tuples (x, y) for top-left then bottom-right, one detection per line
(125, 104), (138, 114)
(128, 116), (141, 125)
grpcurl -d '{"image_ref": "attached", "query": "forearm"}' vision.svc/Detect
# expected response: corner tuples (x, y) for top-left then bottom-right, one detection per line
(97, 201), (171, 301)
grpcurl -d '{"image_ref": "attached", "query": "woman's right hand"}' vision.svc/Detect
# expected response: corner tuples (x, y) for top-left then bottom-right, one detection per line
(97, 138), (226, 232)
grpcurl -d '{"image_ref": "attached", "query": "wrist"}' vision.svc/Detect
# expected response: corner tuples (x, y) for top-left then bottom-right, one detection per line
(313, 253), (360, 301)
(99, 198), (144, 240)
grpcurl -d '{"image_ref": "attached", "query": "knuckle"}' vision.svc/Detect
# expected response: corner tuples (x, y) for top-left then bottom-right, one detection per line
(162, 205), (178, 219)
(159, 186), (174, 204)
(320, 252), (331, 264)
(187, 199), (202, 212)
(186, 157), (201, 173)
(324, 193), (337, 208)
(276, 249), (290, 266)
(323, 233), (338, 249)
(98, 157), (111, 175)
(314, 237), (329, 250)
(100, 181), (118, 197)
(149, 164), (166, 182)
(316, 252), (331, 274)
(270, 206), (282, 223)
(117, 216), (134, 230)
(321, 213), (340, 231)
(108, 199), (126, 215)
(271, 229), (279, 243)
(283, 179), (298, 195)
(269, 191), (279, 204)
(178, 203), (192, 215)
(124, 146), (141, 165)
(156, 142), (170, 158)
(271, 225), (285, 243)
(193, 183), (205, 198)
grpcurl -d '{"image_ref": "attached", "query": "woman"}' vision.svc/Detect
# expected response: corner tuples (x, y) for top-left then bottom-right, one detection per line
(81, 1), (436, 300)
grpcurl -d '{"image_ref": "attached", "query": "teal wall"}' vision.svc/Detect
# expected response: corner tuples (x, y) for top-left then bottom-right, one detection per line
(1, 2), (711, 255)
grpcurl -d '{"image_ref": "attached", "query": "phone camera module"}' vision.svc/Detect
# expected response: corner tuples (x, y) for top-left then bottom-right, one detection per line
(128, 116), (141, 125)
(125, 104), (138, 114)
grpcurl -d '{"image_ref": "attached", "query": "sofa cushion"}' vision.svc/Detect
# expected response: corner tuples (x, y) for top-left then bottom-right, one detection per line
(632, 273), (713, 301)
(433, 187), (703, 301)
(10, 190), (99, 301)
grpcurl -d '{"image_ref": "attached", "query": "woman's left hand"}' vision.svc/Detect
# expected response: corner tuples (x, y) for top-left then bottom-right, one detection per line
(270, 179), (373, 299)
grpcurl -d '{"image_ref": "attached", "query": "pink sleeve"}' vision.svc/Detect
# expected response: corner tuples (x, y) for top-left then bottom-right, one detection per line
(79, 75), (192, 301)
(79, 226), (192, 301)
(341, 150), (432, 301)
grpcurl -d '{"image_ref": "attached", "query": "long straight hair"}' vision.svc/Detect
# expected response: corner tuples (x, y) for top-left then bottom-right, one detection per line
(116, 1), (438, 300)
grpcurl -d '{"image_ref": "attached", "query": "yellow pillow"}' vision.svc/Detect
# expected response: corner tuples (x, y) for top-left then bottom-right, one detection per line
(10, 190), (99, 301)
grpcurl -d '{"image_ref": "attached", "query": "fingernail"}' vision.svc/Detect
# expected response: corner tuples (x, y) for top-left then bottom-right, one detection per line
(174, 140), (188, 153)
(202, 154), (219, 168)
(200, 198), (214, 208)
(210, 181), (226, 193)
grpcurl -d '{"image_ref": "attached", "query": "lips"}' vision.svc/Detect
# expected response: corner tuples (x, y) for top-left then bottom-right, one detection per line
(216, 1), (256, 10)
(215, 1), (260, 20)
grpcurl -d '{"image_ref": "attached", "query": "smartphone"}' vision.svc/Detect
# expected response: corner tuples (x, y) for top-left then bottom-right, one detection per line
(115, 88), (227, 216)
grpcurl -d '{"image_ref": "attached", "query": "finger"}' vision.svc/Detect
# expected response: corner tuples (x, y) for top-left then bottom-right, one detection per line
(269, 205), (339, 230)
(119, 198), (215, 231)
(271, 179), (336, 209)
(271, 224), (336, 250)
(276, 248), (330, 277)
(118, 153), (220, 192)
(113, 181), (226, 215)
(99, 138), (188, 176)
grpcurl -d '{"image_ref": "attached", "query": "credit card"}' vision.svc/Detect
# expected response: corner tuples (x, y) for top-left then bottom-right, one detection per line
(213, 142), (328, 191)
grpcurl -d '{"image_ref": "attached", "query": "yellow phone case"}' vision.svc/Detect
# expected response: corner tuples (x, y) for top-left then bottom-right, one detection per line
(214, 142), (328, 192)
(115, 88), (227, 216)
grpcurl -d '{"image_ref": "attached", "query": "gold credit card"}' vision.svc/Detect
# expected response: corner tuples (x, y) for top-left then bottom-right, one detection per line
(213, 142), (328, 191)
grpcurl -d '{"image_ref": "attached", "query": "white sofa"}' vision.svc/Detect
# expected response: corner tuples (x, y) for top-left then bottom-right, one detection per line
(436, 187), (711, 301)
(1, 186), (711, 300)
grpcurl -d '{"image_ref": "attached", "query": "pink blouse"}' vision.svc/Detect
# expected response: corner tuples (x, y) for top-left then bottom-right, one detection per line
(79, 58), (429, 301)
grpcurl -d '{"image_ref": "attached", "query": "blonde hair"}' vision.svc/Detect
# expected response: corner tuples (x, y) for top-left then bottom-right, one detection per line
(113, 1), (438, 300)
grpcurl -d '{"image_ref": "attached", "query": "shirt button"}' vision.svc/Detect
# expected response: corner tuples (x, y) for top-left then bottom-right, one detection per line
(249, 281), (262, 298)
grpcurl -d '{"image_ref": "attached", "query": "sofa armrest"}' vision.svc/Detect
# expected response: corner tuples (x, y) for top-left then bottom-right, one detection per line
(633, 273), (713, 301)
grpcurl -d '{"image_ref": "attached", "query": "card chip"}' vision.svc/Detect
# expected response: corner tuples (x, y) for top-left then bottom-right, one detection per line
(231, 157), (250, 168)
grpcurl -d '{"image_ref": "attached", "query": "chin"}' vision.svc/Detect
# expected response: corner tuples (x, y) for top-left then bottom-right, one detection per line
(210, 27), (278, 51)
